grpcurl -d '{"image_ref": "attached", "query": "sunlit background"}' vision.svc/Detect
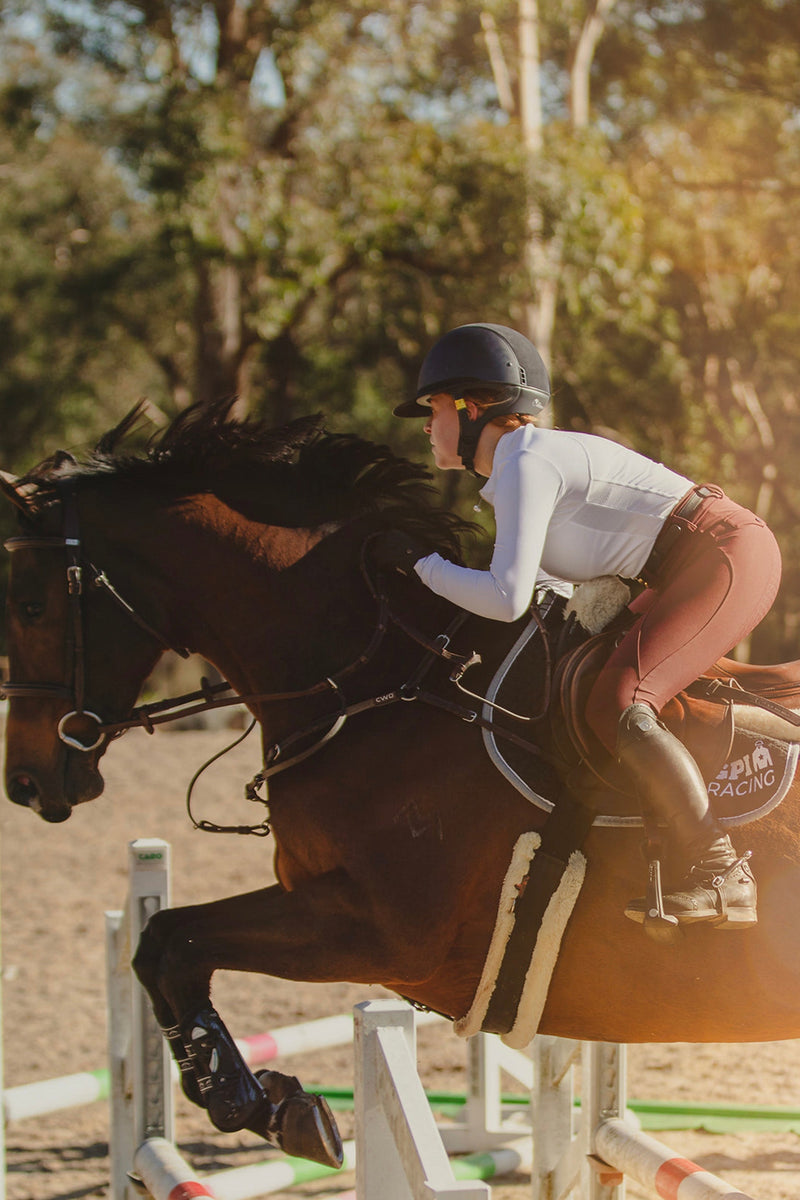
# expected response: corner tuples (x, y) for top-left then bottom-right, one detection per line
(0, 0), (798, 659)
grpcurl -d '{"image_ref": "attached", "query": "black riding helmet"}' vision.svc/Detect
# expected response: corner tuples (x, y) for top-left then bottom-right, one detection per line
(394, 323), (550, 474)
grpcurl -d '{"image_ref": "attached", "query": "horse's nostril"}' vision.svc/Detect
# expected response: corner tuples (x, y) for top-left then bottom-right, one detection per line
(8, 773), (40, 808)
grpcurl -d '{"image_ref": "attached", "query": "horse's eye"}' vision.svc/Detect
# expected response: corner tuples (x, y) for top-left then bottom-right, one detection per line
(19, 600), (45, 622)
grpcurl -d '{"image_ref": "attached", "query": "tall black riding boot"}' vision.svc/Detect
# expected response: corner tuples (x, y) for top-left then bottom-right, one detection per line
(617, 703), (757, 929)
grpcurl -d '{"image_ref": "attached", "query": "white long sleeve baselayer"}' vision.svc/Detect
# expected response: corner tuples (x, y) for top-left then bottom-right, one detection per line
(414, 425), (693, 622)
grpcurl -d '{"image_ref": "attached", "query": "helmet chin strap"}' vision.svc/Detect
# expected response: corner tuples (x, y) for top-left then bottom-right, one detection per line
(454, 398), (499, 476)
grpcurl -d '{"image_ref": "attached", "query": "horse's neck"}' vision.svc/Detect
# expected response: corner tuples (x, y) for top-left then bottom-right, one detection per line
(90, 484), (468, 726)
(125, 495), (379, 697)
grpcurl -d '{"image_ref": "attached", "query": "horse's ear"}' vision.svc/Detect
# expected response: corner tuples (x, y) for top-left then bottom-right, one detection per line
(0, 469), (36, 517)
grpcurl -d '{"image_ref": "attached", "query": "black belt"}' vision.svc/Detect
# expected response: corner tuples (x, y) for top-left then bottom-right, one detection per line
(641, 485), (717, 579)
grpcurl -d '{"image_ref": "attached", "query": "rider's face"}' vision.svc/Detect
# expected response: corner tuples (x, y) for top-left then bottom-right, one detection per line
(423, 394), (464, 471)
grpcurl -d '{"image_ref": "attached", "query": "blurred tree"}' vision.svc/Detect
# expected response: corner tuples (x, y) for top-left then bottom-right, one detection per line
(0, 0), (798, 659)
(553, 0), (800, 657)
(0, 0), (547, 454)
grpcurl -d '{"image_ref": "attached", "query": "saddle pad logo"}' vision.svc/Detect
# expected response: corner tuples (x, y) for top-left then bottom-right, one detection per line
(708, 741), (775, 799)
(705, 732), (798, 826)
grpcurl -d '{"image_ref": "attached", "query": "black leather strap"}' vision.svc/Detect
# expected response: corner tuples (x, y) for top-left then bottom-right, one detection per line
(641, 485), (716, 579)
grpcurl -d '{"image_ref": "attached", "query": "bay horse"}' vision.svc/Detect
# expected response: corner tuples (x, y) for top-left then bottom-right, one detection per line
(3, 400), (800, 1166)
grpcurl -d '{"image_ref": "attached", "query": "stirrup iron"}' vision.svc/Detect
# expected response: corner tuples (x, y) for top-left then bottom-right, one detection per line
(642, 844), (681, 945)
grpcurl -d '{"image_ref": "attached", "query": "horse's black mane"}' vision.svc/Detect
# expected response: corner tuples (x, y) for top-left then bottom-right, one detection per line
(22, 398), (473, 557)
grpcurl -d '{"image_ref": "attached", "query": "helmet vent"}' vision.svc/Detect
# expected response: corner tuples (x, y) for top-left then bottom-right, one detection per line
(519, 366), (527, 384)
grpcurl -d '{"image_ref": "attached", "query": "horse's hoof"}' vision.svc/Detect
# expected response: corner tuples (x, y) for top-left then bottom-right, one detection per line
(277, 1093), (344, 1168)
(252, 1070), (343, 1168)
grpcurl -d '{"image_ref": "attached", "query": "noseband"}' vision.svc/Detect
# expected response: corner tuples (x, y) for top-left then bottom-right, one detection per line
(2, 480), (189, 752)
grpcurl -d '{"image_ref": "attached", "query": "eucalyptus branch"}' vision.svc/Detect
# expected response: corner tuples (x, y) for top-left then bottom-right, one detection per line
(480, 12), (515, 115)
(727, 357), (776, 521)
(571, 0), (618, 129)
(658, 165), (799, 194)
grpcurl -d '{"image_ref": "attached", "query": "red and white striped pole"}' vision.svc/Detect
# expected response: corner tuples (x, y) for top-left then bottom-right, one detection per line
(594, 1118), (755, 1200)
(134, 1138), (218, 1200)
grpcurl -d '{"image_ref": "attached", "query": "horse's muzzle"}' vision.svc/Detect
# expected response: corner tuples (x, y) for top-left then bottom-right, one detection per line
(7, 771), (41, 808)
(6, 770), (72, 821)
(5, 754), (104, 821)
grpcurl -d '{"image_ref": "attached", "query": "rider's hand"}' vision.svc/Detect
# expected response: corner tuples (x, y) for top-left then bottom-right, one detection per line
(370, 530), (428, 576)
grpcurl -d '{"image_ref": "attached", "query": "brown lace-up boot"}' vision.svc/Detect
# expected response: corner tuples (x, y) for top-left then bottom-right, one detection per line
(617, 703), (757, 929)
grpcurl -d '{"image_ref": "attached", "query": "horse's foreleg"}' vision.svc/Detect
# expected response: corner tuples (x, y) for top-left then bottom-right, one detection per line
(138, 995), (343, 1168)
(129, 912), (209, 1110)
(176, 1003), (342, 1167)
(178, 1004), (343, 1171)
(135, 869), (435, 1014)
(131, 909), (282, 1138)
(132, 871), (411, 1167)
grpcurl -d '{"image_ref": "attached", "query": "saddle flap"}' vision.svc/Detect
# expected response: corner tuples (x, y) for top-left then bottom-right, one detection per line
(555, 633), (734, 782)
(483, 616), (800, 829)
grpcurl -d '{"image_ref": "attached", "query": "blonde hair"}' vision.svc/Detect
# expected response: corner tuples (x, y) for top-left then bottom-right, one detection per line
(461, 387), (539, 430)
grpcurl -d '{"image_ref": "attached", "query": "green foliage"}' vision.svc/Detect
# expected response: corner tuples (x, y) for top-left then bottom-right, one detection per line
(0, 0), (798, 660)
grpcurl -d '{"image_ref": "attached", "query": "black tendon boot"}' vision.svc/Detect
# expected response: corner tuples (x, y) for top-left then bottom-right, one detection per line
(617, 703), (757, 930)
(180, 1008), (343, 1168)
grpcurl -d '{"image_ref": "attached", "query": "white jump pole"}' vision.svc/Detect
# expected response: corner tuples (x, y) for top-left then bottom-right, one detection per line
(4, 1067), (111, 1122)
(534, 1039), (754, 1200)
(107, 838), (173, 1200)
(5, 1010), (447, 1123)
(134, 1136), (219, 1199)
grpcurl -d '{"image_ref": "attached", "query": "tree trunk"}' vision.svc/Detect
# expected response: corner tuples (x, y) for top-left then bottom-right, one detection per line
(570, 0), (618, 128)
(518, 0), (555, 422)
(517, 0), (617, 422)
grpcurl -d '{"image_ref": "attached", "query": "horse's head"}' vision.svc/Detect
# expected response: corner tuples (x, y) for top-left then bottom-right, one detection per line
(0, 401), (477, 822)
(1, 467), (167, 821)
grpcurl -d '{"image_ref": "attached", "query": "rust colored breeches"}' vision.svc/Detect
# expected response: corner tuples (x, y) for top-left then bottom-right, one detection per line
(584, 487), (782, 753)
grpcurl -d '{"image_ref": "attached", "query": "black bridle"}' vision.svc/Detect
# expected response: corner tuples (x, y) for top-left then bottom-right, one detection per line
(0, 485), (472, 746)
(2, 480), (189, 751)
(1, 486), (552, 832)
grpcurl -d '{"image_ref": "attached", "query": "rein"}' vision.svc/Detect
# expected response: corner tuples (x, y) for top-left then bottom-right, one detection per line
(205, 555), (554, 836)
(2, 490), (553, 834)
(100, 595), (392, 738)
(190, 596), (552, 837)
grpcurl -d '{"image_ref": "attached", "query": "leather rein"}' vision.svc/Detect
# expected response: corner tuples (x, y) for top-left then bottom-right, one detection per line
(1, 486), (551, 833)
